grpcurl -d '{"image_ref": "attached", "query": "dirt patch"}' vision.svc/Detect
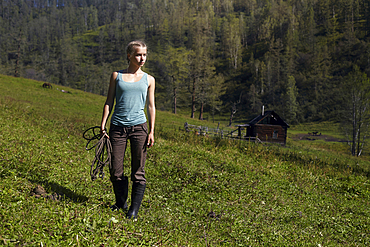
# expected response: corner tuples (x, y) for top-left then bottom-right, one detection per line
(30, 185), (63, 201)
(291, 133), (346, 142)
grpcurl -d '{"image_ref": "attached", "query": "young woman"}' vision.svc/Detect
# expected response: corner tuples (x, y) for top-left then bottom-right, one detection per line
(100, 40), (155, 219)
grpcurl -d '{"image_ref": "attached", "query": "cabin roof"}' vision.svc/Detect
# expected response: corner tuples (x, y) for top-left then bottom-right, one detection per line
(250, 110), (289, 127)
(236, 110), (289, 127)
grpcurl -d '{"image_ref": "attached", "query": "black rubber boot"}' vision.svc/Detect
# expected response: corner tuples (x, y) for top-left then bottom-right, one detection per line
(126, 182), (146, 219)
(110, 177), (128, 211)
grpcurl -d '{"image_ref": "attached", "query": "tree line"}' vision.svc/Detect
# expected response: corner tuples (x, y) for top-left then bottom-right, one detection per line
(1, 0), (370, 155)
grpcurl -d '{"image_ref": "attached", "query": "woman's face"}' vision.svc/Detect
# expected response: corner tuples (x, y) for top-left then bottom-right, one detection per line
(128, 46), (147, 67)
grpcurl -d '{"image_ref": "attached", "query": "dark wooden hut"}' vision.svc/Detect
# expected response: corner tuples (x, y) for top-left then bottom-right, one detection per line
(236, 110), (289, 145)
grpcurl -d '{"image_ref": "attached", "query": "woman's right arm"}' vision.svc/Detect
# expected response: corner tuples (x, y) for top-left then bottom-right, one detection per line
(100, 72), (118, 136)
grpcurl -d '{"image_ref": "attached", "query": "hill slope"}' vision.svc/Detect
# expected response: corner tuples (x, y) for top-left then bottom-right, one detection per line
(0, 75), (369, 246)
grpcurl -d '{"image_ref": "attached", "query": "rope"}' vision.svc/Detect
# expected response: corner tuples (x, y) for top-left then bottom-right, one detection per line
(83, 126), (112, 181)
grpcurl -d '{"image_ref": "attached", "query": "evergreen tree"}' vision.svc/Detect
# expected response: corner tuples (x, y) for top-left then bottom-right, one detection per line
(166, 46), (190, 114)
(188, 1), (215, 118)
(3, 0), (370, 124)
(284, 75), (299, 124)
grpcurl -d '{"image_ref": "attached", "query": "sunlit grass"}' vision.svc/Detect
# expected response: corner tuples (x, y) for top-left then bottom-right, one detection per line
(1, 74), (369, 246)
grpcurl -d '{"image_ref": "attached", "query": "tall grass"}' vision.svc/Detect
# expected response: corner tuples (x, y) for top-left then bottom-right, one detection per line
(1, 75), (369, 246)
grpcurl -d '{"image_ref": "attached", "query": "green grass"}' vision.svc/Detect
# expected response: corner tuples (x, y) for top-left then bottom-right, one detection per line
(1, 74), (370, 246)
(289, 122), (343, 142)
(288, 120), (370, 166)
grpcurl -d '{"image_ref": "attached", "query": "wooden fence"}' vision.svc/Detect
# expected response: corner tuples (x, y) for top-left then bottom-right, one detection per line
(184, 122), (262, 143)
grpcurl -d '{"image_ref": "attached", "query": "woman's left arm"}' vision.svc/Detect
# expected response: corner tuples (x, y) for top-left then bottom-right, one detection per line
(147, 75), (156, 148)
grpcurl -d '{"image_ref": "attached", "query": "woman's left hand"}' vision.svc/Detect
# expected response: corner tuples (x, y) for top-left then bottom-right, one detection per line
(147, 132), (154, 148)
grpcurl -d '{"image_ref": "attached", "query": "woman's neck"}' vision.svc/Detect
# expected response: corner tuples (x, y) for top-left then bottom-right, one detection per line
(126, 64), (142, 74)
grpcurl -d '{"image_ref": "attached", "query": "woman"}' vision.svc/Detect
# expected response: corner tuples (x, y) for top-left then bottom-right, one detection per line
(100, 40), (155, 219)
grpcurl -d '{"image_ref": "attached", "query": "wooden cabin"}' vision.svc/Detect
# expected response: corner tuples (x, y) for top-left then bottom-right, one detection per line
(236, 110), (289, 145)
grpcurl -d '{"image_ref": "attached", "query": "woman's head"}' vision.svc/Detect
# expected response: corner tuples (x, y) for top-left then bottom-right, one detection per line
(126, 40), (147, 63)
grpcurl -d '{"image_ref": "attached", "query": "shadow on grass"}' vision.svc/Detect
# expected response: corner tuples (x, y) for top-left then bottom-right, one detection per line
(29, 179), (89, 202)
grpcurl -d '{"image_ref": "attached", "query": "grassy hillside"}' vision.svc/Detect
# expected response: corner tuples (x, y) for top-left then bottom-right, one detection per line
(0, 74), (369, 246)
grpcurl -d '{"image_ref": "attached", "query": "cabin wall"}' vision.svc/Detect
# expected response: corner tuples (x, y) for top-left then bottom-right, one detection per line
(254, 124), (287, 144)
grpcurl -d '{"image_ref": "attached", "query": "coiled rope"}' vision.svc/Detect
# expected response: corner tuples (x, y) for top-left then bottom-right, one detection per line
(83, 126), (112, 181)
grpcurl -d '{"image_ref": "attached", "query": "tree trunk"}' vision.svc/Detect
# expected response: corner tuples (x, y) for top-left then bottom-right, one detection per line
(357, 122), (361, 156)
(199, 102), (203, 120)
(212, 106), (215, 123)
(352, 99), (356, 156)
(173, 87), (177, 114)
(351, 4), (354, 33)
(15, 31), (21, 77)
(229, 102), (238, 126)
(191, 78), (196, 118)
(229, 112), (234, 127)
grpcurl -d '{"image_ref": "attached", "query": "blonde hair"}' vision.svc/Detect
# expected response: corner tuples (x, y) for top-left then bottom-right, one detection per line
(126, 40), (147, 63)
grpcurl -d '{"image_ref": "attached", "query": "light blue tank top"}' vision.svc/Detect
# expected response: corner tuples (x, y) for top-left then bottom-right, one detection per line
(111, 71), (148, 127)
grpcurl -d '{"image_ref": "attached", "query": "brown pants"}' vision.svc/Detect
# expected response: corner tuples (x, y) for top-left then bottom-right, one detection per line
(109, 123), (148, 184)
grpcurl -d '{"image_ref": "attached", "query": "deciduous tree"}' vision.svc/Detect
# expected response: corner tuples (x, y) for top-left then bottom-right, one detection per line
(341, 66), (370, 156)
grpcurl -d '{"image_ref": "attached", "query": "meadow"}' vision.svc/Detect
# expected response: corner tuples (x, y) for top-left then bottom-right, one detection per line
(0, 74), (369, 246)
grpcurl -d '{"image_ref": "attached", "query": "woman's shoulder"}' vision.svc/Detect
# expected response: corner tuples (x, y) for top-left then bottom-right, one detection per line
(110, 71), (119, 81)
(114, 70), (124, 76)
(146, 73), (155, 84)
(146, 73), (155, 81)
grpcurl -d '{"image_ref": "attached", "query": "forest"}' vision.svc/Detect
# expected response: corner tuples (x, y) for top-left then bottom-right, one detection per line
(1, 0), (370, 137)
